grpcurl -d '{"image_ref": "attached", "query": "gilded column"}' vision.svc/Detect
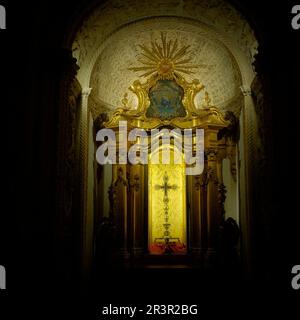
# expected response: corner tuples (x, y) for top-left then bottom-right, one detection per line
(190, 174), (203, 261)
(129, 164), (145, 258)
(200, 164), (208, 256)
(111, 165), (130, 261)
(216, 147), (226, 223)
(205, 147), (219, 265)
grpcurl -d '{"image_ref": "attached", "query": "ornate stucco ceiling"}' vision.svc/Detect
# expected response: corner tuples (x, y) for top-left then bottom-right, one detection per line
(70, 0), (258, 117)
(89, 18), (242, 115)
(71, 0), (257, 69)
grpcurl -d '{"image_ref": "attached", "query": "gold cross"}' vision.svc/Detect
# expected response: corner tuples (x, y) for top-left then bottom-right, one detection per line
(155, 172), (178, 198)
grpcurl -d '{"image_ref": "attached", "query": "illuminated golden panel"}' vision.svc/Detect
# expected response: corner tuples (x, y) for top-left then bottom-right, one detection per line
(148, 147), (187, 254)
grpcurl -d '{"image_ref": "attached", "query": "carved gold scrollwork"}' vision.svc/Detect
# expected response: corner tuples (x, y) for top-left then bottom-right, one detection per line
(206, 167), (218, 185)
(205, 148), (218, 161)
(200, 166), (218, 189)
(114, 167), (128, 187)
(131, 174), (140, 192)
(104, 33), (230, 131)
(217, 111), (239, 181)
(105, 73), (229, 130)
(108, 185), (116, 218)
(218, 183), (227, 220)
(108, 167), (128, 220)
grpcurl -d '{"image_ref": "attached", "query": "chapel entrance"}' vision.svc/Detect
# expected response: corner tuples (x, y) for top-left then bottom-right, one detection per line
(60, 0), (263, 275)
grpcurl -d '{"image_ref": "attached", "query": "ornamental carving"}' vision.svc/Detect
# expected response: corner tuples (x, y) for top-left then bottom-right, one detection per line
(114, 167), (128, 187)
(130, 174), (140, 192)
(89, 22), (243, 117)
(104, 33), (229, 131)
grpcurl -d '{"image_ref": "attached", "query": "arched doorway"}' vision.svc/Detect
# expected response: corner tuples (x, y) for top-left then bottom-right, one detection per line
(57, 0), (266, 281)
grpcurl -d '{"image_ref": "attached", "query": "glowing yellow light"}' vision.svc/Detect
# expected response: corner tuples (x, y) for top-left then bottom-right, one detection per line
(148, 146), (187, 254)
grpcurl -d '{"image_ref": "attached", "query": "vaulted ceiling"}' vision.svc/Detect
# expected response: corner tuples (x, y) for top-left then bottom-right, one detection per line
(71, 0), (258, 117)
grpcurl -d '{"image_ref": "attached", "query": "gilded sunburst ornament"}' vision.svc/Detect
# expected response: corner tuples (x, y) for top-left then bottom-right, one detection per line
(128, 33), (200, 80)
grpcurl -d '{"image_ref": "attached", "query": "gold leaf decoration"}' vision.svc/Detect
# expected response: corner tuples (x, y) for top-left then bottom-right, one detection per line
(129, 33), (200, 80)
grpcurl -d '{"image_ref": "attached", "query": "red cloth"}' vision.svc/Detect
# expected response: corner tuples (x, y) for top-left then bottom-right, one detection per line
(150, 242), (186, 254)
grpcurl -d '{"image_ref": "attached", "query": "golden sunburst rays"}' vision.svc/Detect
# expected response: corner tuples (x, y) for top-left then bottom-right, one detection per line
(128, 33), (201, 80)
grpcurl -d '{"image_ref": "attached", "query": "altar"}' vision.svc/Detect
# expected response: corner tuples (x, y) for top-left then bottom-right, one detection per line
(94, 33), (238, 267)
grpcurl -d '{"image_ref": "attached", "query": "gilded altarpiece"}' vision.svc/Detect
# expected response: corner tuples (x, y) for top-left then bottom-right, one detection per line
(100, 34), (236, 264)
